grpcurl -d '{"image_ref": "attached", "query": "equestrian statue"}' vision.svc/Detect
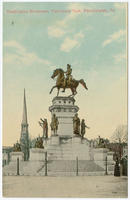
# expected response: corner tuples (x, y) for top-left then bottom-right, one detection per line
(50, 64), (88, 96)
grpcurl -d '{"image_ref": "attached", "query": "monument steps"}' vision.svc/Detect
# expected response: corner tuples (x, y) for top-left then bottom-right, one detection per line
(3, 162), (17, 175)
(37, 163), (45, 173)
(47, 143), (91, 160)
(3, 161), (45, 176)
(36, 160), (105, 176)
(3, 161), (30, 175)
(3, 158), (110, 176)
(48, 160), (104, 172)
(45, 171), (105, 176)
(21, 161), (45, 175)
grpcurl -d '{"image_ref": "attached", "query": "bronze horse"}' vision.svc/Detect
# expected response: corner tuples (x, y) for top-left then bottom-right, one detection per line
(50, 68), (88, 96)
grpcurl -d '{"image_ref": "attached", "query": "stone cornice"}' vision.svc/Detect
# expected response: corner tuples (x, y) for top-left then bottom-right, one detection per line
(49, 105), (79, 112)
(52, 96), (75, 103)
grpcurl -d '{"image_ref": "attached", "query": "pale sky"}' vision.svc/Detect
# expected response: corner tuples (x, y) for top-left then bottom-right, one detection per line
(3, 2), (127, 146)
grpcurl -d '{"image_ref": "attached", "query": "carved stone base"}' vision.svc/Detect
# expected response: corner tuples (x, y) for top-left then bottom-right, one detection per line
(29, 148), (45, 161)
(49, 96), (79, 138)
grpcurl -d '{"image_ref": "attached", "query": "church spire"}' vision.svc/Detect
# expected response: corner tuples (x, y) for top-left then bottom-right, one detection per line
(22, 88), (28, 124)
(20, 88), (29, 161)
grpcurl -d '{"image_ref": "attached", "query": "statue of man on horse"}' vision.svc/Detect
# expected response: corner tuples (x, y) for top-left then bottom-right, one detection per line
(50, 64), (88, 96)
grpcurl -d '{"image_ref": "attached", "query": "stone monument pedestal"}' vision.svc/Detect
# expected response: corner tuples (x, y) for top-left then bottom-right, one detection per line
(10, 152), (24, 161)
(49, 96), (79, 138)
(29, 148), (45, 161)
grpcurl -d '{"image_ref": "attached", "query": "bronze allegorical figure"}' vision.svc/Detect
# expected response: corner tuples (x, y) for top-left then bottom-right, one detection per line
(38, 118), (48, 139)
(73, 113), (80, 135)
(13, 141), (21, 152)
(81, 119), (90, 138)
(50, 113), (59, 135)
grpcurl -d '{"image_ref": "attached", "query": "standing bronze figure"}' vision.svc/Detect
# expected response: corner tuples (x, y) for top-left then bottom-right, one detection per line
(50, 114), (59, 135)
(50, 64), (88, 96)
(13, 141), (21, 152)
(38, 118), (48, 139)
(81, 119), (90, 138)
(73, 113), (80, 135)
(97, 136), (106, 148)
(35, 137), (44, 149)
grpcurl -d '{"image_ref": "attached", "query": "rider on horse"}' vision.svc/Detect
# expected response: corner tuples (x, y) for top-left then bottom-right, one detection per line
(50, 64), (88, 96)
(63, 64), (73, 92)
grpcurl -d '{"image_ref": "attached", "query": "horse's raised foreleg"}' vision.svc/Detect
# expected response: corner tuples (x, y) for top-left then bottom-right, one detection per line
(50, 85), (57, 94)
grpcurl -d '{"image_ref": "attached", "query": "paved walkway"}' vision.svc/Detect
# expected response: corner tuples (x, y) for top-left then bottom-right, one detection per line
(2, 175), (128, 198)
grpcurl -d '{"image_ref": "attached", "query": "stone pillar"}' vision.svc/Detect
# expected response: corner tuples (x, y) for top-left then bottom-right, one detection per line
(49, 96), (79, 138)
(29, 148), (45, 161)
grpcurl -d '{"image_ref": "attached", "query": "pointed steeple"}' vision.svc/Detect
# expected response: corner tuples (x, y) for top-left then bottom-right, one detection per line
(22, 88), (28, 124)
(20, 88), (29, 161)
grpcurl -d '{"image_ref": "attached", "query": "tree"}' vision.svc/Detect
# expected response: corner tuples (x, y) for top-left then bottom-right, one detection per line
(111, 125), (128, 144)
(111, 125), (128, 159)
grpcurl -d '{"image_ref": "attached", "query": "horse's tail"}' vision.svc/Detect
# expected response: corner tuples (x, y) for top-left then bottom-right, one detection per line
(79, 79), (88, 90)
